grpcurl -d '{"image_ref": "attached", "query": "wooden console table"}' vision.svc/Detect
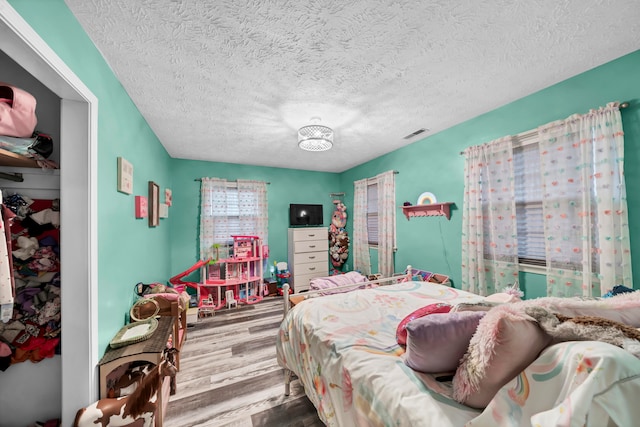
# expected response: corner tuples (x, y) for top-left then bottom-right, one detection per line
(98, 316), (174, 398)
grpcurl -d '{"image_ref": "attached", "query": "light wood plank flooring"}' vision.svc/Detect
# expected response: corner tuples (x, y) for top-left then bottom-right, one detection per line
(164, 297), (324, 427)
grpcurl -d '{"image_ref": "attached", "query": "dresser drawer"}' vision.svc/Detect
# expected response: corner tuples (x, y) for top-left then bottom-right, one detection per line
(294, 270), (328, 293)
(291, 227), (327, 242)
(294, 239), (328, 253)
(292, 250), (328, 265)
(293, 275), (311, 293)
(293, 260), (327, 276)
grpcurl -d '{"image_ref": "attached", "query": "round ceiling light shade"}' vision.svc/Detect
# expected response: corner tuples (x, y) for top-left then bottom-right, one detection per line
(298, 123), (334, 152)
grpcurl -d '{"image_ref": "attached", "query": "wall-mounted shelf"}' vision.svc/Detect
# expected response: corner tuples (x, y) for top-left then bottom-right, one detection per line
(0, 148), (40, 168)
(401, 202), (454, 220)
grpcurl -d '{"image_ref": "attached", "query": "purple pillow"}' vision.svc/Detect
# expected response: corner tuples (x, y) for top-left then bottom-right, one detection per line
(404, 311), (486, 373)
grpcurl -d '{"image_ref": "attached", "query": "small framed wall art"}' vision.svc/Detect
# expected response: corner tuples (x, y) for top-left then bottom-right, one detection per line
(159, 203), (169, 218)
(117, 157), (133, 194)
(148, 181), (160, 227)
(135, 196), (147, 218)
(164, 188), (172, 206)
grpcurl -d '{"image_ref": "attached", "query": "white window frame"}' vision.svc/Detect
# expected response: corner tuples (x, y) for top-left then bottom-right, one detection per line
(512, 130), (546, 273)
(366, 181), (379, 247)
(511, 130), (604, 277)
(206, 182), (260, 247)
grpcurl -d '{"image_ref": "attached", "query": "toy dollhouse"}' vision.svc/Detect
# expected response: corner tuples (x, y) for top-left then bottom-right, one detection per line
(198, 235), (264, 313)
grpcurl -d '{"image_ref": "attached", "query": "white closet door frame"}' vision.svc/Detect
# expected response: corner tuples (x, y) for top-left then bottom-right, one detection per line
(0, 1), (98, 425)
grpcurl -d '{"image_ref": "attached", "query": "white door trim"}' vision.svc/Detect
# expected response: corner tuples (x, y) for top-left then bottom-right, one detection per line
(0, 1), (98, 425)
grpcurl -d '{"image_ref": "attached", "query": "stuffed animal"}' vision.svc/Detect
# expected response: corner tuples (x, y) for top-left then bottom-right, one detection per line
(329, 200), (349, 268)
(332, 203), (347, 228)
(525, 306), (640, 357)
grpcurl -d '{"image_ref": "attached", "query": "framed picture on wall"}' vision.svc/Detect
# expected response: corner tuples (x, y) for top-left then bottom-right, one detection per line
(159, 203), (169, 218)
(134, 195), (147, 218)
(117, 157), (133, 194)
(149, 181), (160, 227)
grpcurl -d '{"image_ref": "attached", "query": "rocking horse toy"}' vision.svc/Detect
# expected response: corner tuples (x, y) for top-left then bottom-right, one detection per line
(73, 348), (178, 427)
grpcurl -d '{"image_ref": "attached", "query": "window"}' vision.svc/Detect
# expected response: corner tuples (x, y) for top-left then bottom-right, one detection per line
(466, 104), (628, 296)
(200, 179), (268, 257)
(366, 182), (378, 246)
(513, 134), (545, 266)
(512, 131), (601, 271)
(210, 186), (241, 245)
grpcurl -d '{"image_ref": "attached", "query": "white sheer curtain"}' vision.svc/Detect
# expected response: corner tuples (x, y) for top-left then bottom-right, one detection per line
(538, 102), (632, 297)
(376, 170), (396, 277)
(461, 136), (519, 296)
(199, 178), (268, 260)
(199, 178), (228, 260)
(237, 179), (268, 244)
(352, 178), (371, 275)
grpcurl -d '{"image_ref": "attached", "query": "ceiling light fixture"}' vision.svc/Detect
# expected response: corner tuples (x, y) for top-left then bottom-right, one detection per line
(298, 117), (333, 152)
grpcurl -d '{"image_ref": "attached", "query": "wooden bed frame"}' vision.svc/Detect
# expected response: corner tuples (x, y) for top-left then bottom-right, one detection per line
(281, 265), (414, 396)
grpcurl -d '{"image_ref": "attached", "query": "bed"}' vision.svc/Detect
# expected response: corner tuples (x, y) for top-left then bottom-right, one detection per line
(276, 267), (640, 426)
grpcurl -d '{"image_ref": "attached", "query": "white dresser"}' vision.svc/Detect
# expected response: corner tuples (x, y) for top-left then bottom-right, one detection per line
(288, 227), (329, 292)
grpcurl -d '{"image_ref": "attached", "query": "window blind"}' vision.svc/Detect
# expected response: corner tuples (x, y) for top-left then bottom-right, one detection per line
(367, 182), (378, 245)
(513, 137), (546, 265)
(209, 186), (266, 244)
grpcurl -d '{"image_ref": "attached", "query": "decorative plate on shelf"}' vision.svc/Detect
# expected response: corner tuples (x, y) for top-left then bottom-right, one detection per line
(109, 317), (158, 348)
(417, 192), (437, 205)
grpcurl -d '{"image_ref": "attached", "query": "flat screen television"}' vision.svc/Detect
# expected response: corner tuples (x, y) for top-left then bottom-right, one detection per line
(289, 203), (323, 227)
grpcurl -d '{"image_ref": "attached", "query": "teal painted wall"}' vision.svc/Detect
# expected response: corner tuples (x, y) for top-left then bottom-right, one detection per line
(9, 0), (640, 360)
(9, 0), (174, 352)
(168, 160), (339, 283)
(340, 50), (640, 298)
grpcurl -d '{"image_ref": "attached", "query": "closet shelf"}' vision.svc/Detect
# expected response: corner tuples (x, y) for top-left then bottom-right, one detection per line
(0, 148), (41, 168)
(401, 202), (454, 220)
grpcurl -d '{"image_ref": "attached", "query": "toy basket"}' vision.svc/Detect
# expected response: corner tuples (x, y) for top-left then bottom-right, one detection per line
(130, 297), (160, 322)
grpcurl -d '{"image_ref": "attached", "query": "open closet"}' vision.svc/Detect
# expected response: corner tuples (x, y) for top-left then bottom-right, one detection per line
(0, 2), (97, 425)
(0, 47), (62, 424)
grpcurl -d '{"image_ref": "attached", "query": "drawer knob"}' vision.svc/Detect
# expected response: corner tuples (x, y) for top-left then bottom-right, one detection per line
(308, 234), (315, 237)
(309, 245), (316, 248)
(309, 267), (316, 271)
(309, 256), (315, 259)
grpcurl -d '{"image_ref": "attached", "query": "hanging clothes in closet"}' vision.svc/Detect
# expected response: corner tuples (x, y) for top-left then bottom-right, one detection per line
(0, 190), (15, 322)
(0, 192), (60, 369)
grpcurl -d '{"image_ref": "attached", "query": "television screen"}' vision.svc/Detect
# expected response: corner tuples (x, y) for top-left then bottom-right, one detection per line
(289, 203), (323, 227)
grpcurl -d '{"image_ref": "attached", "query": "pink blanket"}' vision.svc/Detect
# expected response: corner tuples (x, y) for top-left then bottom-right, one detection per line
(309, 271), (368, 294)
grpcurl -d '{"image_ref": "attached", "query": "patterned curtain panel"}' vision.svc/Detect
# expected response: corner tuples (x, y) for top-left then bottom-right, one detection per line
(199, 178), (229, 260)
(538, 102), (632, 297)
(376, 170), (396, 277)
(461, 136), (519, 296)
(352, 178), (371, 275)
(237, 179), (269, 245)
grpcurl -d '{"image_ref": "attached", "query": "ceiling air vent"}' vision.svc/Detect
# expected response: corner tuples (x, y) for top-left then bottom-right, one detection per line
(403, 128), (428, 140)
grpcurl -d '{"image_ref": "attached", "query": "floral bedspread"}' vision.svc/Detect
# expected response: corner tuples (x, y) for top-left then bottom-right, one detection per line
(469, 341), (640, 427)
(276, 281), (640, 426)
(276, 281), (484, 426)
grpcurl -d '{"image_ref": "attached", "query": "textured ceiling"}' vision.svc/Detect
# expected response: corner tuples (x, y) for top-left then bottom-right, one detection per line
(64, 0), (640, 172)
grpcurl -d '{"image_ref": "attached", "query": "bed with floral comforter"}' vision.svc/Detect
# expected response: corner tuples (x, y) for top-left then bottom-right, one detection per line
(276, 281), (640, 426)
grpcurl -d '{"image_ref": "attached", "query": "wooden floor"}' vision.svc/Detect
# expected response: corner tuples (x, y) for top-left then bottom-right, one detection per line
(164, 297), (324, 427)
